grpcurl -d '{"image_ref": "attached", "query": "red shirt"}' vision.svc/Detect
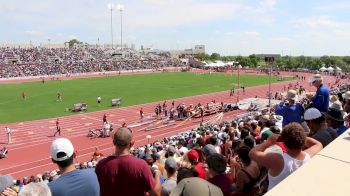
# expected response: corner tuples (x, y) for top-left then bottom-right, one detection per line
(194, 162), (207, 179)
(95, 154), (156, 196)
(277, 142), (287, 153)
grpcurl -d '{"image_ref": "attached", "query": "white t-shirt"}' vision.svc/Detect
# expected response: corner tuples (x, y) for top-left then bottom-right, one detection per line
(97, 97), (101, 101)
(5, 127), (11, 134)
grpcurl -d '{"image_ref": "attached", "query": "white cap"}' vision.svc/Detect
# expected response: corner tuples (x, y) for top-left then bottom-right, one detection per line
(309, 74), (323, 83)
(330, 101), (343, 111)
(304, 108), (322, 121)
(51, 138), (74, 161)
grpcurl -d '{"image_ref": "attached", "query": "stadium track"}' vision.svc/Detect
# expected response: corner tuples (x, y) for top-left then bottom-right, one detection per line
(0, 70), (341, 179)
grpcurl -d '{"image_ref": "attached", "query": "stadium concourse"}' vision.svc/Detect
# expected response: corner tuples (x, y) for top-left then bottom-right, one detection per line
(0, 70), (348, 195)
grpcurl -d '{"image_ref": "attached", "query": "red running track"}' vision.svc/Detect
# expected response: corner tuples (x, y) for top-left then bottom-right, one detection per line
(0, 71), (341, 179)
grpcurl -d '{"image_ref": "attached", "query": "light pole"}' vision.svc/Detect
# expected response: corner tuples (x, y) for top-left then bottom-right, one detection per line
(48, 38), (51, 48)
(107, 3), (115, 49)
(265, 56), (275, 110)
(117, 4), (124, 50)
(233, 61), (240, 103)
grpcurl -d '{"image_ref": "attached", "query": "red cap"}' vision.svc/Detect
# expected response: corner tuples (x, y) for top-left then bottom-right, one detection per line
(187, 150), (199, 162)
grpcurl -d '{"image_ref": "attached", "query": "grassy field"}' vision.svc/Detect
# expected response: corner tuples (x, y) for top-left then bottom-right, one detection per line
(0, 72), (293, 123)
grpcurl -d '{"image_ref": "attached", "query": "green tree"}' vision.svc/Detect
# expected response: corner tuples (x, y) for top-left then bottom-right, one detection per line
(210, 53), (221, 61)
(65, 39), (82, 48)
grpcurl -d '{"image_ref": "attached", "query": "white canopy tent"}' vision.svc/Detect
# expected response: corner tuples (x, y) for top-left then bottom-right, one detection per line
(335, 66), (342, 72)
(204, 61), (233, 67)
(327, 66), (334, 72)
(319, 66), (327, 72)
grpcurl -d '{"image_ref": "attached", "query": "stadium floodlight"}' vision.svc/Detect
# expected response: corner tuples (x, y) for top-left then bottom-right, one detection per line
(117, 4), (124, 50)
(108, 3), (115, 49)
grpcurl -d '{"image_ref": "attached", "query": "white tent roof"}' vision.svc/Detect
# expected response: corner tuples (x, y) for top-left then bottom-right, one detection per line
(327, 66), (334, 71)
(335, 66), (342, 71)
(319, 66), (327, 71)
(204, 61), (225, 67)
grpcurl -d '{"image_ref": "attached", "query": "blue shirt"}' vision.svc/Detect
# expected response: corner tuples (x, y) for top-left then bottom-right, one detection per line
(48, 169), (99, 196)
(275, 102), (304, 127)
(311, 84), (329, 113)
(336, 125), (348, 136)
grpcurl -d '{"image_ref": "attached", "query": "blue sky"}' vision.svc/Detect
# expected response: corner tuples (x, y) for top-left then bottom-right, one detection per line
(0, 0), (349, 56)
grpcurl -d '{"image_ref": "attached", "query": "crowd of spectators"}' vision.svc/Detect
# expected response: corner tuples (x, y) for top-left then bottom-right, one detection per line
(0, 47), (184, 78)
(1, 74), (350, 196)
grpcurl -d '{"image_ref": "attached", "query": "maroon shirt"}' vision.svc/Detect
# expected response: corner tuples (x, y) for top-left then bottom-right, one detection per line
(95, 154), (156, 196)
(208, 174), (232, 196)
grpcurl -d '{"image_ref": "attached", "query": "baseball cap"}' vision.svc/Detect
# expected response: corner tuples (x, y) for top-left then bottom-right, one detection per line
(170, 177), (223, 196)
(187, 150), (199, 162)
(167, 145), (176, 155)
(286, 90), (297, 101)
(113, 127), (132, 146)
(0, 175), (14, 193)
(304, 108), (322, 121)
(309, 74), (322, 83)
(202, 144), (216, 157)
(330, 101), (343, 111)
(323, 108), (345, 122)
(165, 157), (177, 171)
(261, 130), (274, 140)
(51, 138), (74, 161)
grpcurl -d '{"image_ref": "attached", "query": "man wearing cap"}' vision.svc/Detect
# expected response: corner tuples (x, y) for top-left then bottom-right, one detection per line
(304, 108), (337, 147)
(49, 138), (100, 196)
(161, 158), (177, 196)
(308, 74), (329, 113)
(324, 107), (347, 136)
(95, 127), (161, 196)
(187, 149), (206, 179)
(0, 175), (16, 195)
(343, 91), (350, 113)
(275, 89), (305, 127)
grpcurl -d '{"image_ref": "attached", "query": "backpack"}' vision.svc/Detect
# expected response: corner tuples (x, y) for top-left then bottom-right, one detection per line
(241, 167), (268, 196)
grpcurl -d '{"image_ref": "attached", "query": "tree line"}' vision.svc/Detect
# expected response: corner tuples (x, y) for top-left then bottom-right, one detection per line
(195, 53), (350, 72)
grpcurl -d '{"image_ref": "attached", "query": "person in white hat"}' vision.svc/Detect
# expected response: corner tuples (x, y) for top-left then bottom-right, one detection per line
(304, 108), (337, 147)
(307, 74), (329, 113)
(342, 91), (350, 113)
(48, 138), (100, 196)
(275, 90), (304, 127)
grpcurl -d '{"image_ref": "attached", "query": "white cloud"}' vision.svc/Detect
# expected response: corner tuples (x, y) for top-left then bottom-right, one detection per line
(269, 37), (291, 42)
(68, 35), (78, 40)
(126, 2), (239, 28)
(24, 30), (44, 37)
(244, 31), (260, 36)
(259, 0), (277, 10)
(290, 15), (350, 29)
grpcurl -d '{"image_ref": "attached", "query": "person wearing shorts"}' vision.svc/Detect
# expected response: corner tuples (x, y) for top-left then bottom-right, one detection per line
(54, 119), (61, 136)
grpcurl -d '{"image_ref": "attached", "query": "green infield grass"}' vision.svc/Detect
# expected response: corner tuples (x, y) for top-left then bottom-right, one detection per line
(0, 72), (293, 123)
